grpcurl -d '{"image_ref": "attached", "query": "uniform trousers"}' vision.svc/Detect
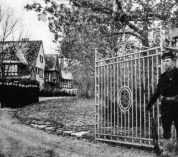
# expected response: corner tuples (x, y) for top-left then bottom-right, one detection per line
(161, 99), (178, 139)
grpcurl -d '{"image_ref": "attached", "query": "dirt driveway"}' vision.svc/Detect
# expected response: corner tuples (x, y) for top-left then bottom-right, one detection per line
(0, 108), (156, 157)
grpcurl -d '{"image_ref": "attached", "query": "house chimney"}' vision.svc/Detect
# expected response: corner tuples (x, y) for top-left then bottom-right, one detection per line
(22, 38), (29, 42)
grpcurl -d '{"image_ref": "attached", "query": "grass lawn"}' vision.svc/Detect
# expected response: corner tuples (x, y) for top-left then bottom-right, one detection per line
(14, 97), (163, 156)
(16, 97), (95, 133)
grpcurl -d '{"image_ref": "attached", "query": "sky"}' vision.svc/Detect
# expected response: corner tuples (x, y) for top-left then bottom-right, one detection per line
(1, 0), (67, 54)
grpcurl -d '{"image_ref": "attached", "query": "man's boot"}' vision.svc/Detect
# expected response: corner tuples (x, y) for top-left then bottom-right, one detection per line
(174, 139), (178, 156)
(160, 139), (170, 157)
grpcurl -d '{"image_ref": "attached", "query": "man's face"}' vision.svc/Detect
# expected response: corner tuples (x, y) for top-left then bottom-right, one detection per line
(163, 58), (174, 70)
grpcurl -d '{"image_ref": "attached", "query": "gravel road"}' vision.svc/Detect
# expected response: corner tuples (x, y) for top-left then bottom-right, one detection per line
(0, 108), (156, 157)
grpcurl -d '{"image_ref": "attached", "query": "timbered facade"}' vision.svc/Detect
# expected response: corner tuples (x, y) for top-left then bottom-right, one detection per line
(0, 39), (45, 88)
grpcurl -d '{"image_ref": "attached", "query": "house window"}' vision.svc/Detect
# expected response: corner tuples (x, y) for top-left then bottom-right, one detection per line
(40, 55), (43, 63)
(36, 67), (39, 74)
(39, 68), (43, 78)
(45, 73), (49, 82)
(5, 65), (17, 76)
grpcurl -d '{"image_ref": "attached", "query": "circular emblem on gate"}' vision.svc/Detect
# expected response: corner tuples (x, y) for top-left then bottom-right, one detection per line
(119, 86), (132, 112)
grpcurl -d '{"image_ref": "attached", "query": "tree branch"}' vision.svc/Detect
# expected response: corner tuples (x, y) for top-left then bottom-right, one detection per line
(69, 0), (147, 40)
(102, 31), (145, 41)
(70, 0), (112, 15)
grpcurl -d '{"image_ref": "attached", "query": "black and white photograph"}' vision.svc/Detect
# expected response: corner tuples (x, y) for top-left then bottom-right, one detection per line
(0, 0), (178, 156)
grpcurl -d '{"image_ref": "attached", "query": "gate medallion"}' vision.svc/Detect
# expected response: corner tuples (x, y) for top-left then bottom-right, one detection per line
(119, 86), (132, 112)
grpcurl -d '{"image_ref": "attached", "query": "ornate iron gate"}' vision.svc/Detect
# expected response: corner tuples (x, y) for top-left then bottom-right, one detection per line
(95, 47), (163, 147)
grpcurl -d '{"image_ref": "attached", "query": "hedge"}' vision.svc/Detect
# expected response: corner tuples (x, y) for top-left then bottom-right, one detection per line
(39, 88), (77, 97)
(0, 78), (39, 108)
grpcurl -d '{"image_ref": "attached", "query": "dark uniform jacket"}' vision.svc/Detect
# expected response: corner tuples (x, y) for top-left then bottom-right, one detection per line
(147, 67), (178, 109)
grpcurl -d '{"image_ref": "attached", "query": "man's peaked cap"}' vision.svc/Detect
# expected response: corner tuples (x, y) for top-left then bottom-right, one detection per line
(161, 51), (176, 60)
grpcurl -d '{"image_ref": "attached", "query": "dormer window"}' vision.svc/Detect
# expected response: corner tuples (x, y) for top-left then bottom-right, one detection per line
(40, 55), (43, 63)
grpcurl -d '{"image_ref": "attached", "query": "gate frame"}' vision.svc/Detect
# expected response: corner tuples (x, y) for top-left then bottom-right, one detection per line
(95, 47), (165, 148)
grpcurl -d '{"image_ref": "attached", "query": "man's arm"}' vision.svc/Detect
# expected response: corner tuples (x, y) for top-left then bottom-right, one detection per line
(146, 91), (160, 111)
(146, 80), (161, 111)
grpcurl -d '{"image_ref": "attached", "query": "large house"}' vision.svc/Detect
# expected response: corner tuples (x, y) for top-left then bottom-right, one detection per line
(0, 39), (74, 90)
(0, 39), (45, 88)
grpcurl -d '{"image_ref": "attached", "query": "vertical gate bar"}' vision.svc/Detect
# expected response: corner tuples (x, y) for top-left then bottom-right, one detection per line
(128, 60), (130, 137)
(106, 65), (109, 131)
(121, 61), (123, 136)
(99, 65), (101, 133)
(118, 61), (120, 135)
(126, 60), (128, 138)
(99, 66), (101, 133)
(117, 61), (120, 132)
(127, 61), (129, 136)
(151, 55), (155, 118)
(135, 58), (138, 137)
(97, 65), (99, 134)
(105, 64), (107, 131)
(113, 61), (116, 135)
(100, 65), (102, 134)
(143, 56), (146, 138)
(117, 61), (119, 135)
(95, 50), (98, 137)
(101, 66), (103, 133)
(124, 59), (126, 138)
(107, 64), (109, 134)
(101, 65), (104, 134)
(103, 62), (106, 135)
(97, 65), (100, 134)
(118, 61), (121, 134)
(147, 52), (151, 142)
(104, 64), (106, 136)
(126, 61), (128, 137)
(95, 59), (97, 138)
(110, 64), (112, 135)
(112, 64), (114, 135)
(139, 53), (142, 139)
(101, 65), (103, 133)
(112, 63), (114, 135)
(107, 64), (109, 131)
(128, 60), (131, 137)
(104, 65), (106, 135)
(119, 61), (121, 133)
(131, 57), (134, 140)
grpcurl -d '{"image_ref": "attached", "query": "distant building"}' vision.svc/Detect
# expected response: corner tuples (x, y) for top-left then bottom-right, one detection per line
(0, 39), (45, 88)
(44, 54), (73, 89)
(60, 70), (73, 89)
(44, 54), (61, 84)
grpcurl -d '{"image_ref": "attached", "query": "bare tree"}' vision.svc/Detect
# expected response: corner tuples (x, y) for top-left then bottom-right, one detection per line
(0, 6), (22, 81)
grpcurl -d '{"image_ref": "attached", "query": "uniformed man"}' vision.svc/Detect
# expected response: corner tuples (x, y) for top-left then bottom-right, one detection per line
(146, 50), (178, 156)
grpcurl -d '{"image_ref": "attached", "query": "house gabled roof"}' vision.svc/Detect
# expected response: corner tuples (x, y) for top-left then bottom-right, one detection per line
(45, 54), (59, 71)
(61, 70), (73, 80)
(0, 40), (42, 67)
